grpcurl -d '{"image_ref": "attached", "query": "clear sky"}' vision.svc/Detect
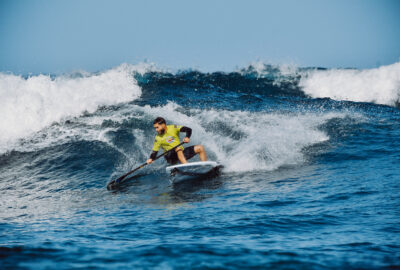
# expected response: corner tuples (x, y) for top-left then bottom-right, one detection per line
(0, 0), (399, 74)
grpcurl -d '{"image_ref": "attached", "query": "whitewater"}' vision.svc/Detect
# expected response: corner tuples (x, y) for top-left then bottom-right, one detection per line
(1, 62), (399, 269)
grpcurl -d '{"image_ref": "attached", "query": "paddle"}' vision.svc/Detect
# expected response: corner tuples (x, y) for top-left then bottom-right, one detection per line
(107, 142), (185, 190)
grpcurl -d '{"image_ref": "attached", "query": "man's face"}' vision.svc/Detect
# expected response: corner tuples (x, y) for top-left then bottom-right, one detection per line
(154, 123), (166, 135)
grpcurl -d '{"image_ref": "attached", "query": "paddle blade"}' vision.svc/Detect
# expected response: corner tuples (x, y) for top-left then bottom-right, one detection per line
(106, 179), (119, 190)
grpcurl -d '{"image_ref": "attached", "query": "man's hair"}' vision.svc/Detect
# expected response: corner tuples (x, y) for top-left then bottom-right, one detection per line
(153, 117), (166, 125)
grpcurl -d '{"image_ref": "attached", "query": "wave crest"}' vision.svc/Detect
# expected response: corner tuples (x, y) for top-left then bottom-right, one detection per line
(299, 62), (400, 107)
(0, 64), (142, 150)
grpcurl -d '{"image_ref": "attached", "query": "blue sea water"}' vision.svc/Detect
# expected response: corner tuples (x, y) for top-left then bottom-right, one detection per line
(0, 63), (400, 269)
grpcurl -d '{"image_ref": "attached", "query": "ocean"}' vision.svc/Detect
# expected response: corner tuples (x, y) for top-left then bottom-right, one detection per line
(1, 62), (399, 269)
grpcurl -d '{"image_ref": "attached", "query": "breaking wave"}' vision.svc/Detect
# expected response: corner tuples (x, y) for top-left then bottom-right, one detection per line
(299, 62), (400, 107)
(0, 64), (143, 151)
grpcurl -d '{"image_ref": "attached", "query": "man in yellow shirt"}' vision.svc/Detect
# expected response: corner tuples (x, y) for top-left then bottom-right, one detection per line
(146, 117), (208, 165)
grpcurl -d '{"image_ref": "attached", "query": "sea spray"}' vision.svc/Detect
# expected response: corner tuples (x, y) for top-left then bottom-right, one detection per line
(0, 65), (142, 152)
(299, 62), (400, 106)
(19, 101), (345, 173)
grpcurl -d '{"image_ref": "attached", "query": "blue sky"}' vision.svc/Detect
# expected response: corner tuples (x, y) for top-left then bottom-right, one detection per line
(0, 0), (399, 74)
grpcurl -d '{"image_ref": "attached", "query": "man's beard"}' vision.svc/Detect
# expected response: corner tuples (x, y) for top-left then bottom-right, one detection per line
(158, 128), (166, 135)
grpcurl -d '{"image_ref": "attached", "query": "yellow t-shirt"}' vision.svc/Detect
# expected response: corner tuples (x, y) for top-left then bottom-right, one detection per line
(152, 125), (184, 152)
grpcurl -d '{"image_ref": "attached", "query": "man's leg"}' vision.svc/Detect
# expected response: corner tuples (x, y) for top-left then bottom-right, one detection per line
(176, 149), (188, 164)
(194, 145), (207, 161)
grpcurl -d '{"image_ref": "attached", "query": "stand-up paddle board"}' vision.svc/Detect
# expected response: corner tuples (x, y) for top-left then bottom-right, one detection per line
(166, 161), (222, 184)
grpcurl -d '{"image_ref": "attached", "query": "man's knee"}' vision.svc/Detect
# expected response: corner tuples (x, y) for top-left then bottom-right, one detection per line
(195, 145), (204, 153)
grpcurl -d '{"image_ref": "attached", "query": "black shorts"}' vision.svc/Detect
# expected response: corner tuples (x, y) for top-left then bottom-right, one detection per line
(164, 146), (196, 165)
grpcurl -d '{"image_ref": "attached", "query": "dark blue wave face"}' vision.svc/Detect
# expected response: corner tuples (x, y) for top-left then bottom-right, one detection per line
(1, 67), (400, 269)
(135, 69), (306, 110)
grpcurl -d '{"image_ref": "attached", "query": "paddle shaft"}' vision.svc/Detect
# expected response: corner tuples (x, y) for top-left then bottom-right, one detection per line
(114, 142), (185, 183)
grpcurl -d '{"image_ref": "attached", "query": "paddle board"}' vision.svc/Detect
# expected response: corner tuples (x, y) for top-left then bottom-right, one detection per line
(166, 161), (222, 184)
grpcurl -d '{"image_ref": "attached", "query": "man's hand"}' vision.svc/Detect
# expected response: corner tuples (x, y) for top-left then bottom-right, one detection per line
(146, 159), (153, 164)
(183, 137), (190, 143)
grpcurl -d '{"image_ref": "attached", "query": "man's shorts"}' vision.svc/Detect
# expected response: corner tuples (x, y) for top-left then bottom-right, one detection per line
(164, 145), (196, 165)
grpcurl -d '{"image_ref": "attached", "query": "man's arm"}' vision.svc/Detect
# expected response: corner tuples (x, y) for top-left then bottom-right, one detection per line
(147, 151), (158, 164)
(180, 126), (192, 143)
(147, 139), (160, 164)
(149, 151), (158, 160)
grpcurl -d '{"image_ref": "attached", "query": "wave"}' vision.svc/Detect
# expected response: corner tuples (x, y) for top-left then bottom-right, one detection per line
(137, 61), (400, 108)
(238, 61), (400, 107)
(299, 62), (400, 107)
(0, 64), (143, 152)
(2, 61), (397, 155)
(177, 107), (333, 172)
(8, 100), (351, 173)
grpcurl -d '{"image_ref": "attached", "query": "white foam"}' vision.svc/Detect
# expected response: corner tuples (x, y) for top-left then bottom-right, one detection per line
(187, 109), (331, 172)
(120, 102), (343, 173)
(0, 64), (142, 152)
(237, 61), (301, 89)
(5, 99), (352, 173)
(238, 61), (299, 77)
(299, 62), (400, 106)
